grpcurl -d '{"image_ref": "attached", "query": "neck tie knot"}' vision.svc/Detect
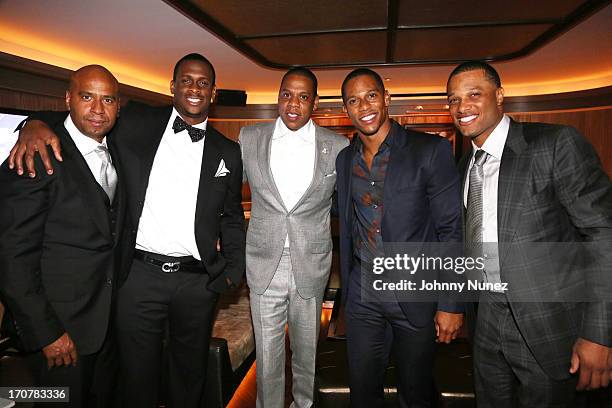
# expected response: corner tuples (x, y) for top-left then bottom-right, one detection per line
(474, 149), (488, 166)
(172, 116), (206, 143)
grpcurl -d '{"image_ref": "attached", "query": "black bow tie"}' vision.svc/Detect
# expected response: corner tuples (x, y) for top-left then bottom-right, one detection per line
(172, 116), (206, 142)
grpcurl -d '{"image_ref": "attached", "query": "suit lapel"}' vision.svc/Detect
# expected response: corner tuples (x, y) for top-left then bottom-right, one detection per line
(195, 126), (223, 226)
(382, 123), (405, 220)
(108, 140), (126, 244)
(125, 107), (172, 223)
(343, 140), (357, 223)
(498, 120), (530, 244)
(289, 125), (332, 214)
(257, 122), (287, 212)
(57, 125), (112, 239)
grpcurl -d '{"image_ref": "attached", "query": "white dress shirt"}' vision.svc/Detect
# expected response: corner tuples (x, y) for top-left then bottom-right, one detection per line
(270, 117), (316, 247)
(463, 114), (510, 280)
(64, 115), (113, 184)
(136, 108), (206, 260)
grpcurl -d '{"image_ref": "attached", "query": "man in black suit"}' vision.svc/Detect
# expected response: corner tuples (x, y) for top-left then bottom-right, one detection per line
(0, 65), (126, 407)
(10, 54), (246, 408)
(448, 61), (612, 406)
(335, 68), (464, 408)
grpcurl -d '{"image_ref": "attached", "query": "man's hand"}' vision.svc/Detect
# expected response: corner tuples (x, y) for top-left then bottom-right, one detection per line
(569, 337), (611, 390)
(434, 311), (463, 343)
(8, 119), (62, 178)
(42, 332), (77, 369)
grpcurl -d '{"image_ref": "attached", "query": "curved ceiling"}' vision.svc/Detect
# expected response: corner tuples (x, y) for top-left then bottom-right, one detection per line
(0, 0), (611, 103)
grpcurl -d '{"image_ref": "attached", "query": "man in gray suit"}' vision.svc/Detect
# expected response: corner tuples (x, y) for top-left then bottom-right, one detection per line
(448, 61), (612, 407)
(239, 67), (348, 408)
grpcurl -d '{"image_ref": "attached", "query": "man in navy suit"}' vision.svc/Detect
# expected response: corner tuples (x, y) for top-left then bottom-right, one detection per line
(335, 68), (464, 407)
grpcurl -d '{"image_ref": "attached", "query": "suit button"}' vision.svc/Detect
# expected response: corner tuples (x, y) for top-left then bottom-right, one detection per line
(111, 232), (116, 237)
(131, 230), (137, 235)
(106, 278), (112, 285)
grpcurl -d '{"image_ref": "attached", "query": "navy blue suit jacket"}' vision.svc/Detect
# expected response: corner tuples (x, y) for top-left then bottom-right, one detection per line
(336, 121), (463, 327)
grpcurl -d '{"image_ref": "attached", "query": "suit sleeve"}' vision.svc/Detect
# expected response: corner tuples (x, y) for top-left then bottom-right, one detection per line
(219, 142), (246, 287)
(238, 128), (248, 183)
(425, 138), (465, 313)
(25, 110), (68, 129)
(0, 155), (64, 351)
(552, 127), (612, 346)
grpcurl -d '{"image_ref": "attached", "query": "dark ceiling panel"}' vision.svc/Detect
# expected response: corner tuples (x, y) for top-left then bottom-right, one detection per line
(245, 32), (387, 66)
(393, 24), (552, 62)
(163, 0), (610, 68)
(397, 0), (588, 26)
(189, 0), (388, 37)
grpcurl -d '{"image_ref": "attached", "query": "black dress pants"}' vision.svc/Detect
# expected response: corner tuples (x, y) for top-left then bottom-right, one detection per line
(345, 263), (436, 408)
(116, 257), (218, 408)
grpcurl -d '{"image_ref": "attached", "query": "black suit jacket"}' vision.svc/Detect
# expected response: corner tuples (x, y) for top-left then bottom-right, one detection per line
(112, 103), (245, 292)
(28, 103), (246, 293)
(0, 118), (128, 354)
(336, 121), (464, 327)
(458, 119), (612, 379)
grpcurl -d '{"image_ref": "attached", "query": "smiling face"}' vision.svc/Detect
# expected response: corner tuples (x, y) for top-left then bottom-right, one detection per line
(171, 59), (216, 125)
(342, 74), (391, 139)
(65, 66), (119, 143)
(277, 73), (318, 131)
(447, 69), (504, 147)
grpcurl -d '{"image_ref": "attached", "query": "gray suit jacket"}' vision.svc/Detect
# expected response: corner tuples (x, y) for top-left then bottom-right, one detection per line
(239, 121), (349, 298)
(459, 119), (612, 380)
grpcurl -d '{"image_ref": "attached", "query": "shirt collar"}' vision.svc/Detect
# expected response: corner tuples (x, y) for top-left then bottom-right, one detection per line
(471, 114), (509, 160)
(356, 119), (396, 154)
(64, 114), (108, 156)
(272, 117), (315, 143)
(171, 107), (208, 131)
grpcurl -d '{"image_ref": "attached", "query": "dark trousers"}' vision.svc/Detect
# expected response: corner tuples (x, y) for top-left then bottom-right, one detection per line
(25, 329), (119, 408)
(473, 291), (584, 408)
(344, 264), (436, 408)
(116, 257), (218, 408)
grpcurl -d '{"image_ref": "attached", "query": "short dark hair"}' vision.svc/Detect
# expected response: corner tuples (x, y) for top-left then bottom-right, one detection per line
(281, 67), (318, 95)
(341, 68), (385, 102)
(173, 53), (216, 85)
(447, 61), (501, 88)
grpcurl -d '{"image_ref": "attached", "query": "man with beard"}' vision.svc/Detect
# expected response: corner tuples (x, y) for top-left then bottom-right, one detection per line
(239, 67), (348, 408)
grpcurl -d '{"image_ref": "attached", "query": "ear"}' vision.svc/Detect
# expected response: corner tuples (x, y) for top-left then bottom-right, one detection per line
(342, 103), (347, 113)
(65, 90), (71, 110)
(210, 86), (217, 104)
(384, 90), (391, 107)
(170, 79), (175, 95)
(313, 95), (319, 112)
(496, 87), (504, 106)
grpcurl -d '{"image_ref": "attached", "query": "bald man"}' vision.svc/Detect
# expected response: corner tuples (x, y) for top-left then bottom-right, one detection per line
(0, 65), (127, 407)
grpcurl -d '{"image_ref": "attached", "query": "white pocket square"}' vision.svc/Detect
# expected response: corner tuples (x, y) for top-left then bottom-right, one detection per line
(214, 159), (230, 177)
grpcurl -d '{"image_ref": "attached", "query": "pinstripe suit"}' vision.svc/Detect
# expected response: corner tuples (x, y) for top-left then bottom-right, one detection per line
(459, 119), (612, 406)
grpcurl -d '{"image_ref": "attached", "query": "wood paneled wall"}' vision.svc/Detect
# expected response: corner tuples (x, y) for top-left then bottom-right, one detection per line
(210, 107), (612, 178)
(208, 119), (274, 142)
